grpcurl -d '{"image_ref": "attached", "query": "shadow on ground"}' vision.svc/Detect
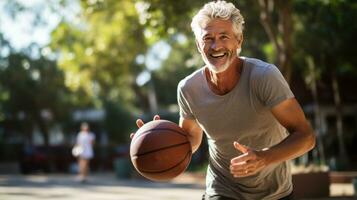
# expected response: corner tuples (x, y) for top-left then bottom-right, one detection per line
(0, 173), (204, 189)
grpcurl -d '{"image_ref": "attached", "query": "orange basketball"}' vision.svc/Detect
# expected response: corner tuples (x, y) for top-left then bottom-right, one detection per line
(130, 119), (192, 181)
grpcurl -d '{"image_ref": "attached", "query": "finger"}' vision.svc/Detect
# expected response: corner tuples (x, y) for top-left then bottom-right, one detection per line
(230, 161), (265, 177)
(233, 141), (249, 153)
(153, 115), (160, 120)
(233, 170), (254, 178)
(231, 169), (254, 177)
(230, 163), (255, 173)
(230, 164), (256, 176)
(230, 153), (253, 164)
(130, 133), (135, 139)
(229, 162), (255, 172)
(230, 163), (251, 174)
(231, 168), (250, 177)
(136, 119), (144, 128)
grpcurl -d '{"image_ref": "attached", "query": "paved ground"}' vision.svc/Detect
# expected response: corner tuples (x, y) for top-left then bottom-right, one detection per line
(0, 173), (356, 200)
(0, 173), (205, 200)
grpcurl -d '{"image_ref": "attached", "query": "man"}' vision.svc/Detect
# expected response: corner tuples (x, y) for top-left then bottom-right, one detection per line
(133, 1), (315, 199)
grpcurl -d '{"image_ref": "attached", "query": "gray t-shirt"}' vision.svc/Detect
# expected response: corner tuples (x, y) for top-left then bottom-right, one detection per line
(177, 57), (294, 200)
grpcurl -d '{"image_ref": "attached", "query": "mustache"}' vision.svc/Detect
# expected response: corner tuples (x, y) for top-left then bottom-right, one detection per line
(208, 50), (233, 56)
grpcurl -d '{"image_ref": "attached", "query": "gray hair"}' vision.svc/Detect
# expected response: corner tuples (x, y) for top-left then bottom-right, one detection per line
(191, 1), (245, 39)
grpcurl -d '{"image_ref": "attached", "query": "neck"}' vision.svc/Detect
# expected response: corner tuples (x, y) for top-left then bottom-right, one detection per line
(205, 58), (243, 95)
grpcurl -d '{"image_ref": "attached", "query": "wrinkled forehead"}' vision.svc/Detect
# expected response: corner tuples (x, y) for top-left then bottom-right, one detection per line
(200, 19), (235, 37)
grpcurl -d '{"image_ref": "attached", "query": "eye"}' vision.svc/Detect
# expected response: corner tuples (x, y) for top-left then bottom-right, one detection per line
(220, 35), (229, 40)
(203, 37), (213, 42)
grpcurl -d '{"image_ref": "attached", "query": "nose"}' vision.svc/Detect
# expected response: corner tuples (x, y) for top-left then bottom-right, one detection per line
(210, 39), (223, 51)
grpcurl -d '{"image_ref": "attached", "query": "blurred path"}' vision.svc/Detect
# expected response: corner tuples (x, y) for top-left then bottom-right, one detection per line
(0, 173), (205, 200)
(0, 173), (355, 200)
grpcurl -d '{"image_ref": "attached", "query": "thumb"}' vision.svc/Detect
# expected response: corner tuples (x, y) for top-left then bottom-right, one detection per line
(153, 115), (160, 120)
(130, 133), (135, 139)
(233, 141), (249, 153)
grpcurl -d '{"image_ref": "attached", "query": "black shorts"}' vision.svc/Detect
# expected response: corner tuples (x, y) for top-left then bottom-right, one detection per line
(202, 191), (294, 200)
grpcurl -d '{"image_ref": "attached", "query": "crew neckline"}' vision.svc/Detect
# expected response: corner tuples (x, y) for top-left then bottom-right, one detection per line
(202, 57), (246, 98)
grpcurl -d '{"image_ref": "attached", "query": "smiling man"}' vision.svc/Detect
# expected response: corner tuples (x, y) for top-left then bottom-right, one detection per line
(176, 1), (316, 199)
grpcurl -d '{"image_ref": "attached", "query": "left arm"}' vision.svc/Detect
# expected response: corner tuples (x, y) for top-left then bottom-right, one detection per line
(264, 98), (315, 163)
(230, 98), (316, 177)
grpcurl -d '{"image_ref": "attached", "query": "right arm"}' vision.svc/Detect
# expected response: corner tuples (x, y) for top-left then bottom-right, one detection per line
(179, 117), (203, 153)
(177, 85), (203, 153)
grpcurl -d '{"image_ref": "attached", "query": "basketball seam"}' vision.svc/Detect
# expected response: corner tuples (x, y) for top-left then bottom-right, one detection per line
(133, 141), (190, 157)
(139, 149), (192, 174)
(135, 128), (187, 140)
(132, 128), (187, 145)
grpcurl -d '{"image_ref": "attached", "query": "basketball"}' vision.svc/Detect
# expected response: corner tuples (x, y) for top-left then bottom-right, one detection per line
(130, 119), (192, 181)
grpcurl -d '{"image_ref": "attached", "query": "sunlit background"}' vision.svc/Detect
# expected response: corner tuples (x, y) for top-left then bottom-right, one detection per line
(0, 0), (357, 199)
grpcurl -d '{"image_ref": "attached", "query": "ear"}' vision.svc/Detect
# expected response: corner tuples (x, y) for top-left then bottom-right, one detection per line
(237, 34), (243, 47)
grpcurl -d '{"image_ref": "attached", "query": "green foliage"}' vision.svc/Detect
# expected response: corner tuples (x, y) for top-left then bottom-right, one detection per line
(0, 51), (71, 118)
(0, 42), (76, 145)
(144, 0), (204, 38)
(2, 0), (357, 149)
(104, 100), (135, 144)
(294, 0), (357, 74)
(235, 1), (270, 59)
(50, 0), (147, 105)
(262, 43), (275, 64)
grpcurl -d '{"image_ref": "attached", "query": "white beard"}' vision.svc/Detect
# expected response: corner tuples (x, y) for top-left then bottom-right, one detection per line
(204, 57), (231, 73)
(202, 48), (241, 73)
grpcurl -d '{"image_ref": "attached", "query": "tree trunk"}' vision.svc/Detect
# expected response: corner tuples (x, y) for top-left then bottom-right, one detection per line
(306, 57), (326, 165)
(24, 121), (34, 145)
(132, 82), (150, 112)
(147, 79), (158, 114)
(277, 0), (293, 82)
(257, 0), (293, 83)
(331, 70), (348, 167)
(35, 111), (49, 147)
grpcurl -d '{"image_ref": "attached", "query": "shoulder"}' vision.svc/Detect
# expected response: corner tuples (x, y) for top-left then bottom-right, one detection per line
(242, 57), (281, 82)
(243, 57), (275, 76)
(178, 67), (204, 92)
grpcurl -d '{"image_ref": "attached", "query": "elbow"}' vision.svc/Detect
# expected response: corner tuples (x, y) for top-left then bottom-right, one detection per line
(190, 140), (201, 154)
(306, 130), (316, 151)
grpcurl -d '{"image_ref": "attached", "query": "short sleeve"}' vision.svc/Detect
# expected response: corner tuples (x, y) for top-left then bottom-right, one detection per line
(90, 132), (95, 141)
(177, 82), (195, 119)
(255, 65), (294, 108)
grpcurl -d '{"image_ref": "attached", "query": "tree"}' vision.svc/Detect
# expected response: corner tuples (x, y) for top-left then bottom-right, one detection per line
(257, 0), (294, 82)
(50, 1), (167, 143)
(0, 47), (73, 147)
(295, 0), (357, 168)
(50, 0), (148, 108)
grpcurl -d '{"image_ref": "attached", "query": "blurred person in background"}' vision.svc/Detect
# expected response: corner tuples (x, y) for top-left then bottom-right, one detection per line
(74, 122), (95, 183)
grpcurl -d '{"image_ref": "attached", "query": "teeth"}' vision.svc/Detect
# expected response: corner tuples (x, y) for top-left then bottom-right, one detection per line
(211, 52), (226, 58)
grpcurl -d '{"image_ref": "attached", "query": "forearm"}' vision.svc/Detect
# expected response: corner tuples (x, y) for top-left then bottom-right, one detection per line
(266, 98), (317, 165)
(262, 127), (316, 165)
(230, 99), (316, 177)
(179, 117), (203, 154)
(187, 134), (202, 153)
(182, 124), (202, 153)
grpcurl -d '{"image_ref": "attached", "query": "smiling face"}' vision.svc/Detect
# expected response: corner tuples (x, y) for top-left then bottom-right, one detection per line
(196, 19), (243, 73)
